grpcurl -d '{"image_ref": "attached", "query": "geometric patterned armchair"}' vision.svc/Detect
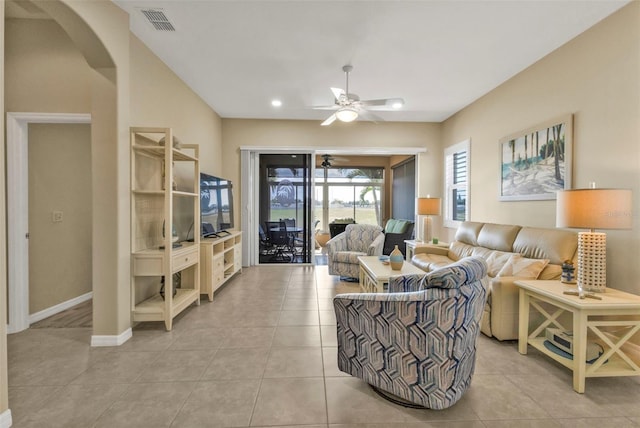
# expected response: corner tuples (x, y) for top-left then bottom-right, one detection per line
(333, 256), (488, 409)
(326, 223), (385, 279)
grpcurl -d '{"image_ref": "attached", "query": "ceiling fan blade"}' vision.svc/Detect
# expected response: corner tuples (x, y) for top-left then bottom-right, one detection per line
(321, 114), (337, 126)
(358, 109), (385, 124)
(310, 105), (339, 110)
(359, 98), (404, 109)
(330, 87), (345, 101)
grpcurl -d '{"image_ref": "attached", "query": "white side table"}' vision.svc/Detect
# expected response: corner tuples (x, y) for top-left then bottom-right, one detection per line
(515, 279), (640, 393)
(358, 255), (425, 293)
(404, 239), (449, 261)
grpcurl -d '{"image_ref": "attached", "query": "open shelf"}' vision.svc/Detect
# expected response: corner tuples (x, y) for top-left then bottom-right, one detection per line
(130, 127), (200, 331)
(133, 288), (199, 317)
(529, 336), (640, 376)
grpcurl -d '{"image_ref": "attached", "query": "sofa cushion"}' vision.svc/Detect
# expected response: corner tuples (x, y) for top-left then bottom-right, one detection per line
(497, 254), (549, 278)
(448, 241), (475, 261)
(484, 251), (514, 277)
(412, 253), (453, 272)
(513, 227), (578, 265)
(385, 219), (411, 234)
(454, 221), (484, 246)
(477, 223), (521, 252)
(538, 263), (563, 280)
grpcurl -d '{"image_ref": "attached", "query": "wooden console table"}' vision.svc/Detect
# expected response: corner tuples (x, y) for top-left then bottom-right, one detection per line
(515, 279), (640, 393)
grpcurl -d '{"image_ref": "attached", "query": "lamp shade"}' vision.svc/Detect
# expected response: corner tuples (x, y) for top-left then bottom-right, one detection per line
(416, 197), (442, 216)
(335, 107), (358, 123)
(556, 188), (632, 230)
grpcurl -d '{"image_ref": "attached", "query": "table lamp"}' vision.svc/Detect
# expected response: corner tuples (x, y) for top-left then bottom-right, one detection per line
(416, 197), (441, 243)
(556, 185), (632, 292)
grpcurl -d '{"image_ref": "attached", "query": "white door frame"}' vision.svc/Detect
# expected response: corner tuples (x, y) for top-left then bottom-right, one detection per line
(6, 112), (92, 334)
(239, 146), (427, 267)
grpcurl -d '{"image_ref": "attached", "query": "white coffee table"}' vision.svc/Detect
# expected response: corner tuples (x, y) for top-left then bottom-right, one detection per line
(358, 255), (425, 293)
(515, 279), (640, 393)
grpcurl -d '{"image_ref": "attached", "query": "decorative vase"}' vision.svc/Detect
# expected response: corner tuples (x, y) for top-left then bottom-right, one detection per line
(389, 245), (404, 271)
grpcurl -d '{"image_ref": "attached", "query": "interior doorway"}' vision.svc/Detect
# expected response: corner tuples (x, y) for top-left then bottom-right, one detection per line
(6, 112), (92, 334)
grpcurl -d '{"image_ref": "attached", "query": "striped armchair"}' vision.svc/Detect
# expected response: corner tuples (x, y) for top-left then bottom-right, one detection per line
(326, 223), (385, 279)
(333, 256), (488, 409)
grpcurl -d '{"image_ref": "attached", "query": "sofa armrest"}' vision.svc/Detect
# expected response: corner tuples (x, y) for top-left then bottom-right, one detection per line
(367, 233), (385, 256)
(388, 273), (428, 293)
(414, 246), (449, 256)
(326, 233), (348, 255)
(488, 276), (521, 341)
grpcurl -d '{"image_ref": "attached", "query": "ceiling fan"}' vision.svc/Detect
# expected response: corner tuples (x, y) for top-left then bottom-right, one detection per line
(319, 154), (349, 168)
(313, 65), (404, 126)
(320, 154), (333, 168)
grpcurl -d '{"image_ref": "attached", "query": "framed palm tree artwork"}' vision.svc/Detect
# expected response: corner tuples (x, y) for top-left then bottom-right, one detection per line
(499, 114), (573, 201)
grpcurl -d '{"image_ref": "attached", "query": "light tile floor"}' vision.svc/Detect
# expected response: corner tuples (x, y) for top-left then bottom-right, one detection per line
(7, 265), (640, 427)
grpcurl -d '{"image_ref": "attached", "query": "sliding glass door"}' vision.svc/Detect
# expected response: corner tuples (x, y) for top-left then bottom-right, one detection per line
(259, 153), (313, 264)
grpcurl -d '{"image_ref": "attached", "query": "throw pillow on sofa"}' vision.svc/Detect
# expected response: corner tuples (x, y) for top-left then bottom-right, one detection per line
(497, 254), (549, 279)
(484, 251), (513, 277)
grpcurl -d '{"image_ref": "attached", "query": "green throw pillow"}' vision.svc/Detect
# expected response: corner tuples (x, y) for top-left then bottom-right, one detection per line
(385, 219), (410, 234)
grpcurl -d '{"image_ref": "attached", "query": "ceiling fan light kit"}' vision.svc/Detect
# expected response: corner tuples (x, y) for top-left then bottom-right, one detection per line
(314, 65), (403, 126)
(336, 107), (358, 122)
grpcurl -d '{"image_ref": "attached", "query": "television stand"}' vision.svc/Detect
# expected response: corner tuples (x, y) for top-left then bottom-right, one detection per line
(200, 231), (242, 301)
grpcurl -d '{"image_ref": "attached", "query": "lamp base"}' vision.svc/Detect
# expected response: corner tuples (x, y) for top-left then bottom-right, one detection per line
(577, 231), (607, 292)
(422, 216), (432, 243)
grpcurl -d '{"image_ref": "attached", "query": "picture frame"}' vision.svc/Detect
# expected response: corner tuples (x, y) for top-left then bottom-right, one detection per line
(499, 114), (573, 201)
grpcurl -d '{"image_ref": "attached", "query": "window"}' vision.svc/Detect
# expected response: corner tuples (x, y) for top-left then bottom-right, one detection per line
(315, 167), (384, 231)
(444, 140), (470, 228)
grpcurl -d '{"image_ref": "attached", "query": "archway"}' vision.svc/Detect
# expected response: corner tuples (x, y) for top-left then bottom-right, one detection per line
(11, 0), (131, 343)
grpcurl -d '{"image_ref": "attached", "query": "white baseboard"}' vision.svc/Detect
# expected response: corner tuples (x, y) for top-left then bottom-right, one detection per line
(0, 409), (12, 428)
(29, 292), (93, 324)
(91, 328), (132, 347)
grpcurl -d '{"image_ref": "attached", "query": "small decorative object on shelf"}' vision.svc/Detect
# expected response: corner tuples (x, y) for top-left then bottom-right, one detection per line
(389, 245), (404, 270)
(432, 237), (439, 245)
(561, 260), (576, 284)
(159, 275), (179, 300)
(159, 135), (181, 149)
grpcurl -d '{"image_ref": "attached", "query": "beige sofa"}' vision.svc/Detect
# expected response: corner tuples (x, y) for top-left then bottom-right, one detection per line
(411, 221), (578, 341)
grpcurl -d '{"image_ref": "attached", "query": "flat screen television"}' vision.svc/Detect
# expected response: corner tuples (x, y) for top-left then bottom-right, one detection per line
(200, 173), (234, 238)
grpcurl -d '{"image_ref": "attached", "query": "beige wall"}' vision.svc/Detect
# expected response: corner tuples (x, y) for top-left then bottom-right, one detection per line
(441, 2), (640, 295)
(28, 123), (92, 314)
(5, 18), (91, 112)
(129, 34), (222, 175)
(222, 119), (442, 231)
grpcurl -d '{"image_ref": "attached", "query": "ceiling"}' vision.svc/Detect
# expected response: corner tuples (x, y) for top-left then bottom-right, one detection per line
(9, 1), (630, 124)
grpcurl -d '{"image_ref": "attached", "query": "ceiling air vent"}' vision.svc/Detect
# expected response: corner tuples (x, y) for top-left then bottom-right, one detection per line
(140, 9), (175, 32)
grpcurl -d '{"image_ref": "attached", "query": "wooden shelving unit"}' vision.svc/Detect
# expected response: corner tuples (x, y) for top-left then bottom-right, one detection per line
(130, 127), (200, 331)
(200, 231), (242, 301)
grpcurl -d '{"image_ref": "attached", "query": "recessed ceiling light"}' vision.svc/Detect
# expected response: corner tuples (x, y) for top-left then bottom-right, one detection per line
(392, 101), (403, 109)
(271, 99), (282, 107)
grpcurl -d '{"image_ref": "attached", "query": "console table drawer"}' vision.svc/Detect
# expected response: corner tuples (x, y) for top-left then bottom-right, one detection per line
(172, 247), (199, 272)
